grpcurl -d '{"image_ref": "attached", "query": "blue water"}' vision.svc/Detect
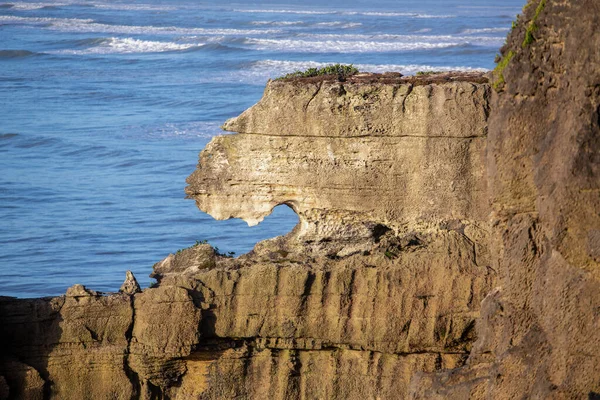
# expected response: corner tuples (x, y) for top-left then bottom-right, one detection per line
(0, 0), (523, 298)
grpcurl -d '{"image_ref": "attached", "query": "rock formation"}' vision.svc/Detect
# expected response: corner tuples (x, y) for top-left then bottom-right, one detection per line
(1, 1), (599, 398)
(410, 0), (600, 398)
(0, 72), (495, 399)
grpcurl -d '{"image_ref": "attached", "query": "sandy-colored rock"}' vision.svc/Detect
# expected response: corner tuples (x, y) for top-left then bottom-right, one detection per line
(0, 72), (495, 399)
(120, 270), (141, 295)
(151, 243), (216, 280)
(129, 285), (202, 389)
(186, 75), (490, 263)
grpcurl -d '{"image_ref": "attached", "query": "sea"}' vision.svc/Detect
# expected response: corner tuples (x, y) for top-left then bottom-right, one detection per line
(0, 0), (524, 298)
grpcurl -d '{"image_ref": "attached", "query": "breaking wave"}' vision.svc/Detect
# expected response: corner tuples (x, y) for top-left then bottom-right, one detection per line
(234, 9), (456, 18)
(461, 27), (510, 34)
(243, 38), (465, 53)
(54, 37), (200, 54)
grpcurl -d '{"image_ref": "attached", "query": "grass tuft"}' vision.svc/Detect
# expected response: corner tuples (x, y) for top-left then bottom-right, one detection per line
(492, 50), (515, 91)
(277, 64), (359, 80)
(416, 71), (443, 76)
(522, 0), (546, 47)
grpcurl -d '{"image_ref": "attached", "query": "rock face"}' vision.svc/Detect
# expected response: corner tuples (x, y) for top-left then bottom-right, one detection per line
(186, 73), (490, 259)
(1, 4), (599, 396)
(410, 0), (600, 398)
(0, 72), (496, 399)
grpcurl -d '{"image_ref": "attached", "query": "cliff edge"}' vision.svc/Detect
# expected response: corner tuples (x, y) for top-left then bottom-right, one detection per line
(1, 72), (495, 399)
(1, 0), (599, 397)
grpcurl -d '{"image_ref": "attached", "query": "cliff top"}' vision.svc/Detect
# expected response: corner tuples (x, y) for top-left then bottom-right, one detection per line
(274, 70), (489, 86)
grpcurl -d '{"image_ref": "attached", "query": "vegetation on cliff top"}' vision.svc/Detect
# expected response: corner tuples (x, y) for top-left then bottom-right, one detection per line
(277, 64), (359, 80)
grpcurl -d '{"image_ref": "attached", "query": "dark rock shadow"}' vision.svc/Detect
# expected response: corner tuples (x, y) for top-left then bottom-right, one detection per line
(0, 295), (63, 399)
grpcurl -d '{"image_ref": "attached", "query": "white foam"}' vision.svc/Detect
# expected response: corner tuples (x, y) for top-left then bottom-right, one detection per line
(92, 3), (176, 11)
(234, 9), (455, 18)
(250, 20), (305, 26)
(233, 9), (337, 15)
(314, 21), (362, 28)
(461, 27), (510, 34)
(0, 15), (281, 36)
(245, 38), (467, 53)
(0, 15), (94, 24)
(47, 20), (281, 36)
(296, 33), (503, 46)
(250, 20), (362, 29)
(55, 37), (198, 54)
(6, 2), (68, 10)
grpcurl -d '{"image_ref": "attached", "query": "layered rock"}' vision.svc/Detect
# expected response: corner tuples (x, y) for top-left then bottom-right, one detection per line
(186, 73), (490, 258)
(410, 0), (600, 398)
(1, 72), (495, 399)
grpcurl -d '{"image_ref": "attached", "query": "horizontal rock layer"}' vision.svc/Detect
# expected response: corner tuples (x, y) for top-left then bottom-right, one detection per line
(186, 74), (490, 264)
(1, 72), (496, 399)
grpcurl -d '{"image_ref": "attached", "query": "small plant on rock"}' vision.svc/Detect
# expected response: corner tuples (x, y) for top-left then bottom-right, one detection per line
(277, 64), (359, 81)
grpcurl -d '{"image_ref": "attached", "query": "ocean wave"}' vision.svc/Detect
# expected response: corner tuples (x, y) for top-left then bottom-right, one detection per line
(245, 59), (488, 80)
(297, 33), (503, 45)
(92, 3), (176, 11)
(244, 38), (465, 53)
(250, 20), (361, 29)
(0, 15), (94, 24)
(0, 49), (40, 58)
(0, 15), (281, 36)
(54, 37), (199, 54)
(48, 20), (282, 36)
(234, 9), (337, 15)
(314, 21), (362, 28)
(234, 8), (455, 18)
(250, 20), (305, 26)
(1, 2), (67, 10)
(346, 11), (455, 18)
(461, 27), (510, 34)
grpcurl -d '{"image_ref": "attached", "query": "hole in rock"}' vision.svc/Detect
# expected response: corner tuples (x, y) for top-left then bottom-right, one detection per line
(372, 224), (392, 243)
(189, 204), (299, 257)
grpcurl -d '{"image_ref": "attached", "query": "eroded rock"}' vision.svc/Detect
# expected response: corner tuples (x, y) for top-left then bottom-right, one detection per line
(410, 0), (600, 398)
(120, 270), (141, 295)
(186, 74), (490, 259)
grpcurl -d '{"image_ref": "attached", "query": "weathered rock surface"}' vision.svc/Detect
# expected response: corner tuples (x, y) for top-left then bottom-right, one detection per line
(0, 72), (495, 399)
(410, 0), (600, 398)
(2, 5), (599, 396)
(186, 73), (490, 258)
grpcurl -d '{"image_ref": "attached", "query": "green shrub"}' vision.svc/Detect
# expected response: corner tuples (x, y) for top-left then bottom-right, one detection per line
(416, 71), (443, 76)
(277, 64), (359, 80)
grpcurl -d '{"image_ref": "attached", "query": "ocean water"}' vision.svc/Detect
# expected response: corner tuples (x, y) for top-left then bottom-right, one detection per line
(0, 0), (523, 298)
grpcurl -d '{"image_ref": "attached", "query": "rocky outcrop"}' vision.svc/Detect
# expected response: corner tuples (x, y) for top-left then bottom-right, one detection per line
(410, 0), (600, 398)
(0, 281), (202, 399)
(0, 72), (495, 399)
(2, 4), (599, 395)
(186, 72), (490, 257)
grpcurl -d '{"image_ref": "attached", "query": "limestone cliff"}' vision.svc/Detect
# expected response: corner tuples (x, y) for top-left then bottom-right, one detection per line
(2, 2), (599, 396)
(1, 72), (495, 399)
(186, 72), (490, 257)
(410, 0), (600, 398)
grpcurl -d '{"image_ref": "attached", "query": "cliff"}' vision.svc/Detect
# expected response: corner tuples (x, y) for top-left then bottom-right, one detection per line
(1, 1), (600, 397)
(411, 0), (600, 398)
(1, 72), (495, 399)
